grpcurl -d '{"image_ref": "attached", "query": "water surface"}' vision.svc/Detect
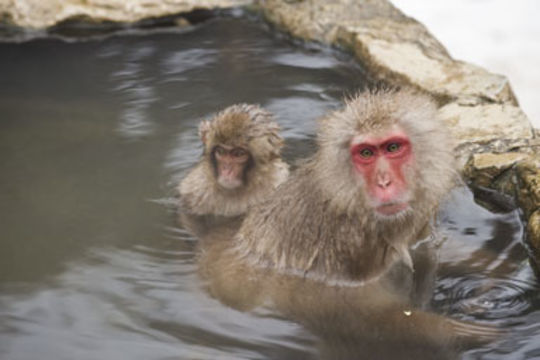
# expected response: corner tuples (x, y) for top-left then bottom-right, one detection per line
(0, 17), (538, 360)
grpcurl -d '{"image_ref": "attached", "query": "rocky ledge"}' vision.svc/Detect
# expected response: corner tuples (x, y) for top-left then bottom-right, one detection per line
(0, 0), (252, 28)
(1, 0), (539, 270)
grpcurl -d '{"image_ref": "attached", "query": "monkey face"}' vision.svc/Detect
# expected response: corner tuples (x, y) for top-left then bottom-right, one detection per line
(350, 126), (414, 217)
(212, 144), (251, 190)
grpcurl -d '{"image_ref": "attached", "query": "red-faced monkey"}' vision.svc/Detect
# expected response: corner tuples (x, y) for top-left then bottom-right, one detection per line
(179, 104), (289, 237)
(231, 87), (455, 282)
(200, 88), (500, 357)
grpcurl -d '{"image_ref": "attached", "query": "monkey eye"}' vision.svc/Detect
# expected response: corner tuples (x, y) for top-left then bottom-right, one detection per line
(231, 148), (248, 157)
(214, 146), (226, 156)
(386, 143), (401, 153)
(358, 148), (374, 158)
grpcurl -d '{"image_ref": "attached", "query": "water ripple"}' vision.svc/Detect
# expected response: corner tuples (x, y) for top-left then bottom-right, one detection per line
(433, 274), (540, 320)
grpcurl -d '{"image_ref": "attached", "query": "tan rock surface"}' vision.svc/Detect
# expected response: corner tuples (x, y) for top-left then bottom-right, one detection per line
(464, 152), (530, 188)
(257, 0), (519, 104)
(516, 160), (540, 218)
(527, 210), (540, 275)
(0, 0), (252, 28)
(439, 102), (533, 145)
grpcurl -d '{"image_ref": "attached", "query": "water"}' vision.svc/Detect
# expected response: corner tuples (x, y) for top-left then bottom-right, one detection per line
(0, 16), (537, 360)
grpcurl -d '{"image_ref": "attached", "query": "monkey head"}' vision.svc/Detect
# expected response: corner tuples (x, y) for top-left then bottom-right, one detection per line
(179, 104), (288, 219)
(198, 104), (284, 191)
(350, 125), (413, 216)
(316, 87), (455, 223)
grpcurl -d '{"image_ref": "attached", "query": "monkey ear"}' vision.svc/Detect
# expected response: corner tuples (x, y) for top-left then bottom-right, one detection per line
(198, 120), (211, 144)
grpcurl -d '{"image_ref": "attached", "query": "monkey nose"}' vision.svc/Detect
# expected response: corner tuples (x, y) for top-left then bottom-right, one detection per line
(377, 175), (392, 188)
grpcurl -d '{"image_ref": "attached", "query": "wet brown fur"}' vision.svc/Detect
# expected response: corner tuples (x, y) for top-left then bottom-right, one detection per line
(199, 89), (501, 355)
(230, 87), (456, 282)
(179, 104), (289, 221)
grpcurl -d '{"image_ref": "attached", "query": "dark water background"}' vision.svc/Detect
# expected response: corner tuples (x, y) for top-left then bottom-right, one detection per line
(0, 16), (539, 360)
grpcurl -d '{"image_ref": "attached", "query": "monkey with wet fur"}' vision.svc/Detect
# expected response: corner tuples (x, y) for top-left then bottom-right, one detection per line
(179, 104), (289, 237)
(230, 87), (455, 281)
(200, 88), (500, 356)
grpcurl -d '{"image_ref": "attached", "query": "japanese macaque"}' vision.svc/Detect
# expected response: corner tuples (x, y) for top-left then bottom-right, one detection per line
(199, 87), (500, 358)
(178, 104), (289, 237)
(231, 87), (456, 282)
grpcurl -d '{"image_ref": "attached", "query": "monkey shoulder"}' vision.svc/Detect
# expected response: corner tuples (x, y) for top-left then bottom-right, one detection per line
(178, 162), (211, 213)
(254, 165), (322, 221)
(271, 160), (290, 188)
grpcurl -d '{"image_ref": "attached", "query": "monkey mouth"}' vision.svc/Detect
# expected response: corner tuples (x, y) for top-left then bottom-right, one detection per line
(217, 176), (243, 190)
(375, 202), (409, 216)
(217, 165), (244, 190)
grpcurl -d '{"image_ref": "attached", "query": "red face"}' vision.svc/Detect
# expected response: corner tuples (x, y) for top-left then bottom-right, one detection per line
(213, 145), (250, 190)
(350, 128), (414, 216)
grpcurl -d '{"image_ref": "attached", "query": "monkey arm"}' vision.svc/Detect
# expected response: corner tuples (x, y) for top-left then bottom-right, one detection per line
(268, 273), (501, 356)
(200, 242), (500, 352)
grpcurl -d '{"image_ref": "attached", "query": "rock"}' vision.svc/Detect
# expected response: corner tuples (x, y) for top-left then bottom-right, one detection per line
(174, 17), (191, 28)
(439, 102), (533, 145)
(529, 210), (540, 250)
(527, 210), (540, 275)
(464, 152), (530, 188)
(491, 167), (519, 199)
(257, 0), (405, 43)
(464, 152), (540, 272)
(257, 0), (519, 104)
(347, 24), (517, 105)
(516, 160), (540, 218)
(0, 0), (252, 29)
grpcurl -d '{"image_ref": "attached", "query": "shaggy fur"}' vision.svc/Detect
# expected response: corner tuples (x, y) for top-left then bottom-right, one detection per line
(179, 104), (289, 218)
(231, 88), (456, 282)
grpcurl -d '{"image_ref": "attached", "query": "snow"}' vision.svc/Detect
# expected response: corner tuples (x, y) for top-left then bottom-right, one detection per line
(391, 0), (540, 128)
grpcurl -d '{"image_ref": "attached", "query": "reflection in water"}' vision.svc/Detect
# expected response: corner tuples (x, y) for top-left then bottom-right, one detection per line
(0, 16), (538, 360)
(272, 53), (339, 69)
(112, 45), (157, 138)
(198, 229), (466, 360)
(0, 237), (316, 360)
(161, 48), (218, 76)
(436, 188), (539, 359)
